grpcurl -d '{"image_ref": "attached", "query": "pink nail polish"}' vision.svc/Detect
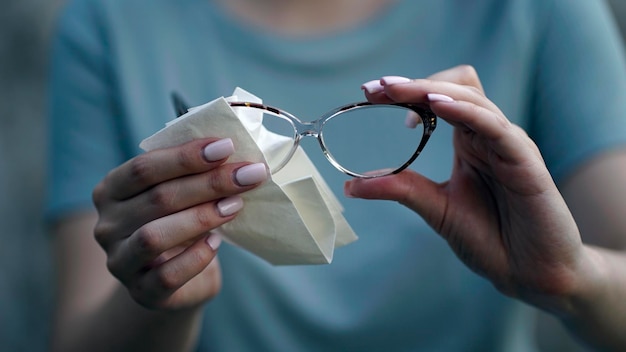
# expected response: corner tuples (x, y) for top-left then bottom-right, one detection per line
(380, 76), (412, 85)
(404, 111), (421, 129)
(361, 80), (384, 94)
(206, 231), (222, 250)
(427, 93), (454, 103)
(343, 182), (354, 198)
(217, 196), (244, 217)
(234, 163), (268, 186)
(203, 138), (234, 162)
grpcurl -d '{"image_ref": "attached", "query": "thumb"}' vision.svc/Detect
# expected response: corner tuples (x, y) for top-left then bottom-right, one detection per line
(344, 170), (448, 231)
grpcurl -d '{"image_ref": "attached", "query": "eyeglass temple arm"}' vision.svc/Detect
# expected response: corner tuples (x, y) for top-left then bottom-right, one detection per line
(171, 91), (190, 118)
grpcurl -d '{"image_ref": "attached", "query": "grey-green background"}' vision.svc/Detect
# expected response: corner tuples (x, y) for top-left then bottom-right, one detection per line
(1, 1), (625, 351)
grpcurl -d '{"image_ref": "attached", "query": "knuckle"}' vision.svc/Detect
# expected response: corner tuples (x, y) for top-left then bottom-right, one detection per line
(205, 169), (232, 194)
(467, 102), (484, 118)
(465, 85), (484, 97)
(92, 181), (107, 206)
(146, 183), (177, 210)
(128, 155), (158, 186)
(457, 64), (478, 79)
(127, 276), (166, 310)
(126, 272), (174, 310)
(93, 220), (115, 248)
(153, 266), (183, 291)
(105, 255), (124, 280)
(128, 284), (155, 309)
(174, 147), (197, 171)
(132, 225), (165, 257)
(190, 246), (214, 267)
(192, 205), (219, 229)
(455, 65), (483, 91)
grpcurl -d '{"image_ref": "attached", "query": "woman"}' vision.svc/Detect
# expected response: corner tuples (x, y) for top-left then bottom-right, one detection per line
(48, 0), (626, 350)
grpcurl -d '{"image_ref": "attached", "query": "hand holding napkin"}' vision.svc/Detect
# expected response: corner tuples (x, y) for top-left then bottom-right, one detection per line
(140, 88), (357, 265)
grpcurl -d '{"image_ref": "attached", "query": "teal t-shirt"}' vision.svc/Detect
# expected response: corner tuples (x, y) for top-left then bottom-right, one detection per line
(48, 0), (626, 351)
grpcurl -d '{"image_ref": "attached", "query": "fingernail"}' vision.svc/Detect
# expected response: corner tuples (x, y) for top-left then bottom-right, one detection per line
(203, 138), (235, 162)
(363, 168), (396, 177)
(404, 111), (422, 129)
(234, 163), (268, 186)
(343, 182), (355, 198)
(380, 76), (411, 86)
(361, 80), (384, 94)
(427, 93), (454, 103)
(206, 231), (222, 250)
(217, 196), (244, 217)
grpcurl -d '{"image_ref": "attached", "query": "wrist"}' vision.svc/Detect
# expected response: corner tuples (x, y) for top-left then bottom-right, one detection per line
(554, 246), (626, 350)
(112, 285), (206, 351)
(549, 245), (606, 320)
(560, 245), (609, 319)
(516, 244), (603, 319)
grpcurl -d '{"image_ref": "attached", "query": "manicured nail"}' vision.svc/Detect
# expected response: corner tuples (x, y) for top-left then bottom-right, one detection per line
(427, 93), (454, 103)
(380, 76), (411, 86)
(203, 138), (234, 162)
(361, 80), (384, 94)
(234, 163), (268, 186)
(404, 111), (422, 129)
(363, 168), (396, 177)
(217, 196), (244, 217)
(343, 182), (355, 198)
(206, 231), (222, 250)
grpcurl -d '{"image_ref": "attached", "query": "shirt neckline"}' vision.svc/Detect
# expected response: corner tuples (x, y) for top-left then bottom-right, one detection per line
(196, 0), (422, 68)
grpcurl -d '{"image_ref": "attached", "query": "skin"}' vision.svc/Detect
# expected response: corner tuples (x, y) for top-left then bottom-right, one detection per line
(52, 2), (401, 350)
(49, 2), (626, 350)
(52, 138), (263, 352)
(51, 65), (626, 352)
(214, 0), (394, 36)
(352, 68), (588, 310)
(346, 66), (626, 350)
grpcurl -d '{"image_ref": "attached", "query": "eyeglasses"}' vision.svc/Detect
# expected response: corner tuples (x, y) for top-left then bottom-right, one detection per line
(172, 92), (437, 178)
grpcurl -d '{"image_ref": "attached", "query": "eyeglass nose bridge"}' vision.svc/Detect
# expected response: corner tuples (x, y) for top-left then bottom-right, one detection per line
(268, 119), (322, 173)
(292, 119), (323, 138)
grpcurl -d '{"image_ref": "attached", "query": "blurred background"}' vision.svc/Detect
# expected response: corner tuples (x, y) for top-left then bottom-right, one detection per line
(1, 1), (62, 351)
(0, 1), (625, 351)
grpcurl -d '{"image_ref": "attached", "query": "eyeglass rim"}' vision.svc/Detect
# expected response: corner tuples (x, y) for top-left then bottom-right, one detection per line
(228, 101), (437, 178)
(170, 92), (437, 178)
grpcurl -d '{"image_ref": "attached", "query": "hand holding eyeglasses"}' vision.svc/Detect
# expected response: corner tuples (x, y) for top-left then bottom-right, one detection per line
(346, 65), (596, 316)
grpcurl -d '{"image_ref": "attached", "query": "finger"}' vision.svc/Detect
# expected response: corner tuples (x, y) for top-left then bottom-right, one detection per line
(381, 78), (503, 115)
(426, 65), (485, 93)
(361, 76), (539, 169)
(365, 75), (538, 166)
(109, 162), (267, 234)
(361, 64), (485, 103)
(128, 232), (221, 309)
(363, 77), (500, 116)
(95, 138), (234, 203)
(428, 97), (532, 163)
(106, 196), (241, 277)
(360, 79), (396, 104)
(344, 170), (447, 232)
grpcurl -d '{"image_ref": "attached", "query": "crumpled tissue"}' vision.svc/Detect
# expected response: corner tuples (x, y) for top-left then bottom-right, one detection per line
(139, 88), (357, 265)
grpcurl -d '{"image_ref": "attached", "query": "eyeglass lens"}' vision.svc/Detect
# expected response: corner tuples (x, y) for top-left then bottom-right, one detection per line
(170, 94), (435, 178)
(242, 103), (435, 177)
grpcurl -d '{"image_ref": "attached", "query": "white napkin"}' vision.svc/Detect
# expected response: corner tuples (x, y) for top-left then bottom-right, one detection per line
(140, 88), (358, 265)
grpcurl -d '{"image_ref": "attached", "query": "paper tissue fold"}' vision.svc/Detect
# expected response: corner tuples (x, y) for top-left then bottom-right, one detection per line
(139, 88), (357, 265)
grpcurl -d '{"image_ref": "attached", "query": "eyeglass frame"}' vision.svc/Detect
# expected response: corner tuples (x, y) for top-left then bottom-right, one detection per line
(171, 92), (437, 178)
